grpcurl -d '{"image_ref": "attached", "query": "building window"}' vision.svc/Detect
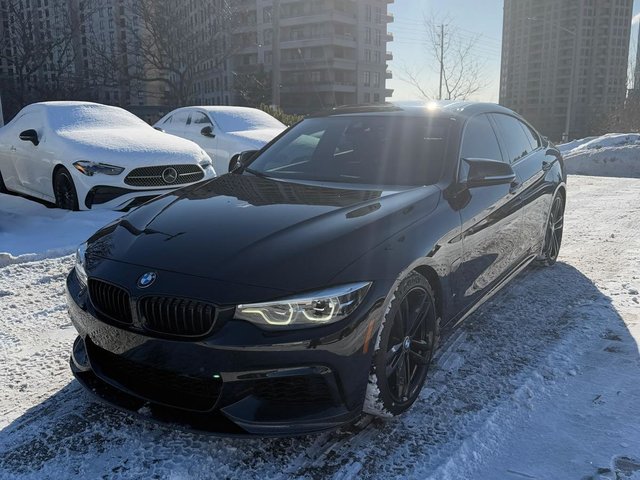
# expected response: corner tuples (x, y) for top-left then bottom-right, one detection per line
(374, 50), (381, 64)
(364, 92), (371, 103)
(375, 7), (382, 24)
(365, 4), (372, 22)
(363, 71), (371, 86)
(364, 49), (371, 62)
(365, 27), (371, 44)
(374, 93), (380, 103)
(373, 72), (380, 87)
(374, 29), (382, 46)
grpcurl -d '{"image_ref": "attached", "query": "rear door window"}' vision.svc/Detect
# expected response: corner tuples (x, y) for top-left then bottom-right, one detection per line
(491, 114), (535, 163)
(460, 114), (503, 162)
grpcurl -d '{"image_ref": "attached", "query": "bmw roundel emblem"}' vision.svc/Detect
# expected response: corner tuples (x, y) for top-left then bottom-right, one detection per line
(137, 272), (157, 288)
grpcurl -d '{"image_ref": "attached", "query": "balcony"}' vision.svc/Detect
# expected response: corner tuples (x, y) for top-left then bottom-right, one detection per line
(281, 81), (357, 94)
(385, 51), (393, 61)
(279, 57), (357, 71)
(386, 32), (394, 42)
(279, 10), (357, 27)
(386, 12), (394, 23)
(385, 70), (393, 79)
(279, 34), (356, 50)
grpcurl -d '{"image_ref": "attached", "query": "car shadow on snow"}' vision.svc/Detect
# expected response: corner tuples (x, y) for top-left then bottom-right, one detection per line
(1, 262), (639, 479)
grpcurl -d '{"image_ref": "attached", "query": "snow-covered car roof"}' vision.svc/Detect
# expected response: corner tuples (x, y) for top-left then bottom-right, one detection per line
(29, 101), (150, 132)
(183, 106), (285, 132)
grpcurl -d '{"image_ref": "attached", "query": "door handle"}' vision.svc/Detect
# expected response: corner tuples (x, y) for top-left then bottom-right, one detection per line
(509, 180), (520, 194)
(542, 160), (553, 172)
(9, 146), (16, 152)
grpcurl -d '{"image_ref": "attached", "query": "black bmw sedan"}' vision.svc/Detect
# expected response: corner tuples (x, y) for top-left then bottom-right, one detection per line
(66, 102), (566, 436)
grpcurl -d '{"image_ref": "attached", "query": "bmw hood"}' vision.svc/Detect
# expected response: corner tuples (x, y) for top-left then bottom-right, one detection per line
(86, 174), (441, 293)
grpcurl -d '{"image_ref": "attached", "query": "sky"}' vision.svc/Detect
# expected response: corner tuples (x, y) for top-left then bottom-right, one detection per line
(388, 0), (640, 102)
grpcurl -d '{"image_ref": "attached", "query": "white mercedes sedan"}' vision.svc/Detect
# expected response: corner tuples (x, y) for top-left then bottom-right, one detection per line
(155, 106), (286, 174)
(0, 102), (215, 210)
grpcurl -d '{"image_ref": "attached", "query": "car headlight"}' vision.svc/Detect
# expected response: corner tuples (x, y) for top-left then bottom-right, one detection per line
(73, 161), (124, 176)
(199, 158), (213, 169)
(75, 242), (88, 287)
(236, 282), (371, 328)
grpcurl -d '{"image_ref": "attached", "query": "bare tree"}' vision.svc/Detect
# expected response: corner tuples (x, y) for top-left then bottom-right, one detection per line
(123, 0), (239, 106)
(0, 0), (77, 115)
(401, 14), (487, 101)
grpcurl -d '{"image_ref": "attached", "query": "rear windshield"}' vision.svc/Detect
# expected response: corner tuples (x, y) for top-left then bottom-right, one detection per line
(213, 109), (285, 132)
(246, 115), (450, 186)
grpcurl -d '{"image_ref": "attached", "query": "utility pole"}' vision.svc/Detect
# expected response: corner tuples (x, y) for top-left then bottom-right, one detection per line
(271, 0), (281, 108)
(438, 24), (444, 101)
(563, 11), (581, 143)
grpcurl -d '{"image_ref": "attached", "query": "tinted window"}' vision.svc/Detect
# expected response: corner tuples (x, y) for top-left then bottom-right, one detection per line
(519, 121), (541, 150)
(460, 114), (503, 162)
(247, 116), (450, 186)
(492, 114), (534, 163)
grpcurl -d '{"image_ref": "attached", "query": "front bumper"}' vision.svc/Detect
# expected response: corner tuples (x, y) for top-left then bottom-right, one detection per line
(71, 165), (216, 211)
(66, 270), (387, 436)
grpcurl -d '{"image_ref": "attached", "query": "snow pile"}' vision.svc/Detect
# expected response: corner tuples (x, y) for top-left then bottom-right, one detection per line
(559, 133), (640, 178)
(0, 194), (120, 267)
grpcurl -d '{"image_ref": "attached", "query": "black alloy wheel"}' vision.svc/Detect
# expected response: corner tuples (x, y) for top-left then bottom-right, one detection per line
(536, 194), (565, 267)
(53, 168), (79, 211)
(365, 271), (438, 417)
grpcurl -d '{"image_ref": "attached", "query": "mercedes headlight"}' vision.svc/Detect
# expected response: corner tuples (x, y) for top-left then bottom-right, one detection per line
(236, 282), (371, 328)
(73, 161), (124, 176)
(75, 242), (88, 287)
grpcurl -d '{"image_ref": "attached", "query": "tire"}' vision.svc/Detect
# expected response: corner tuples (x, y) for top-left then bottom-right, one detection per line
(364, 271), (439, 417)
(534, 194), (565, 267)
(0, 169), (7, 193)
(53, 167), (79, 211)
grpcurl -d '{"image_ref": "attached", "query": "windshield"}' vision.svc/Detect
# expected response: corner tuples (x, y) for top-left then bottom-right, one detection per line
(47, 104), (149, 132)
(246, 115), (450, 186)
(213, 108), (286, 132)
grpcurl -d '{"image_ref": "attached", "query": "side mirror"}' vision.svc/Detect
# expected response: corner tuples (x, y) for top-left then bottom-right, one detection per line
(153, 126), (164, 132)
(463, 158), (516, 188)
(201, 126), (215, 138)
(229, 150), (259, 173)
(19, 129), (39, 146)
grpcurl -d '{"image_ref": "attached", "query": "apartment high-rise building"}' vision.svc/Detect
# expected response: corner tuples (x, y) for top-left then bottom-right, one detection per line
(500, 0), (633, 141)
(227, 0), (394, 113)
(1, 0), (394, 119)
(0, 0), (78, 114)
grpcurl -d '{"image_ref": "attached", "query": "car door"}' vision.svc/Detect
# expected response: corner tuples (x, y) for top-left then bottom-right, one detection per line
(186, 111), (228, 172)
(490, 113), (551, 257)
(8, 111), (48, 196)
(453, 113), (525, 312)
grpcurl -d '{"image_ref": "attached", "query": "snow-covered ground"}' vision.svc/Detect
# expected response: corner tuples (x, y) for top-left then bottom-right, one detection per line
(0, 193), (120, 267)
(559, 133), (640, 178)
(1, 174), (639, 479)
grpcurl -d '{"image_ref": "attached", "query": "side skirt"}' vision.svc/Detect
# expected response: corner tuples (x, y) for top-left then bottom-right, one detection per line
(448, 253), (537, 331)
